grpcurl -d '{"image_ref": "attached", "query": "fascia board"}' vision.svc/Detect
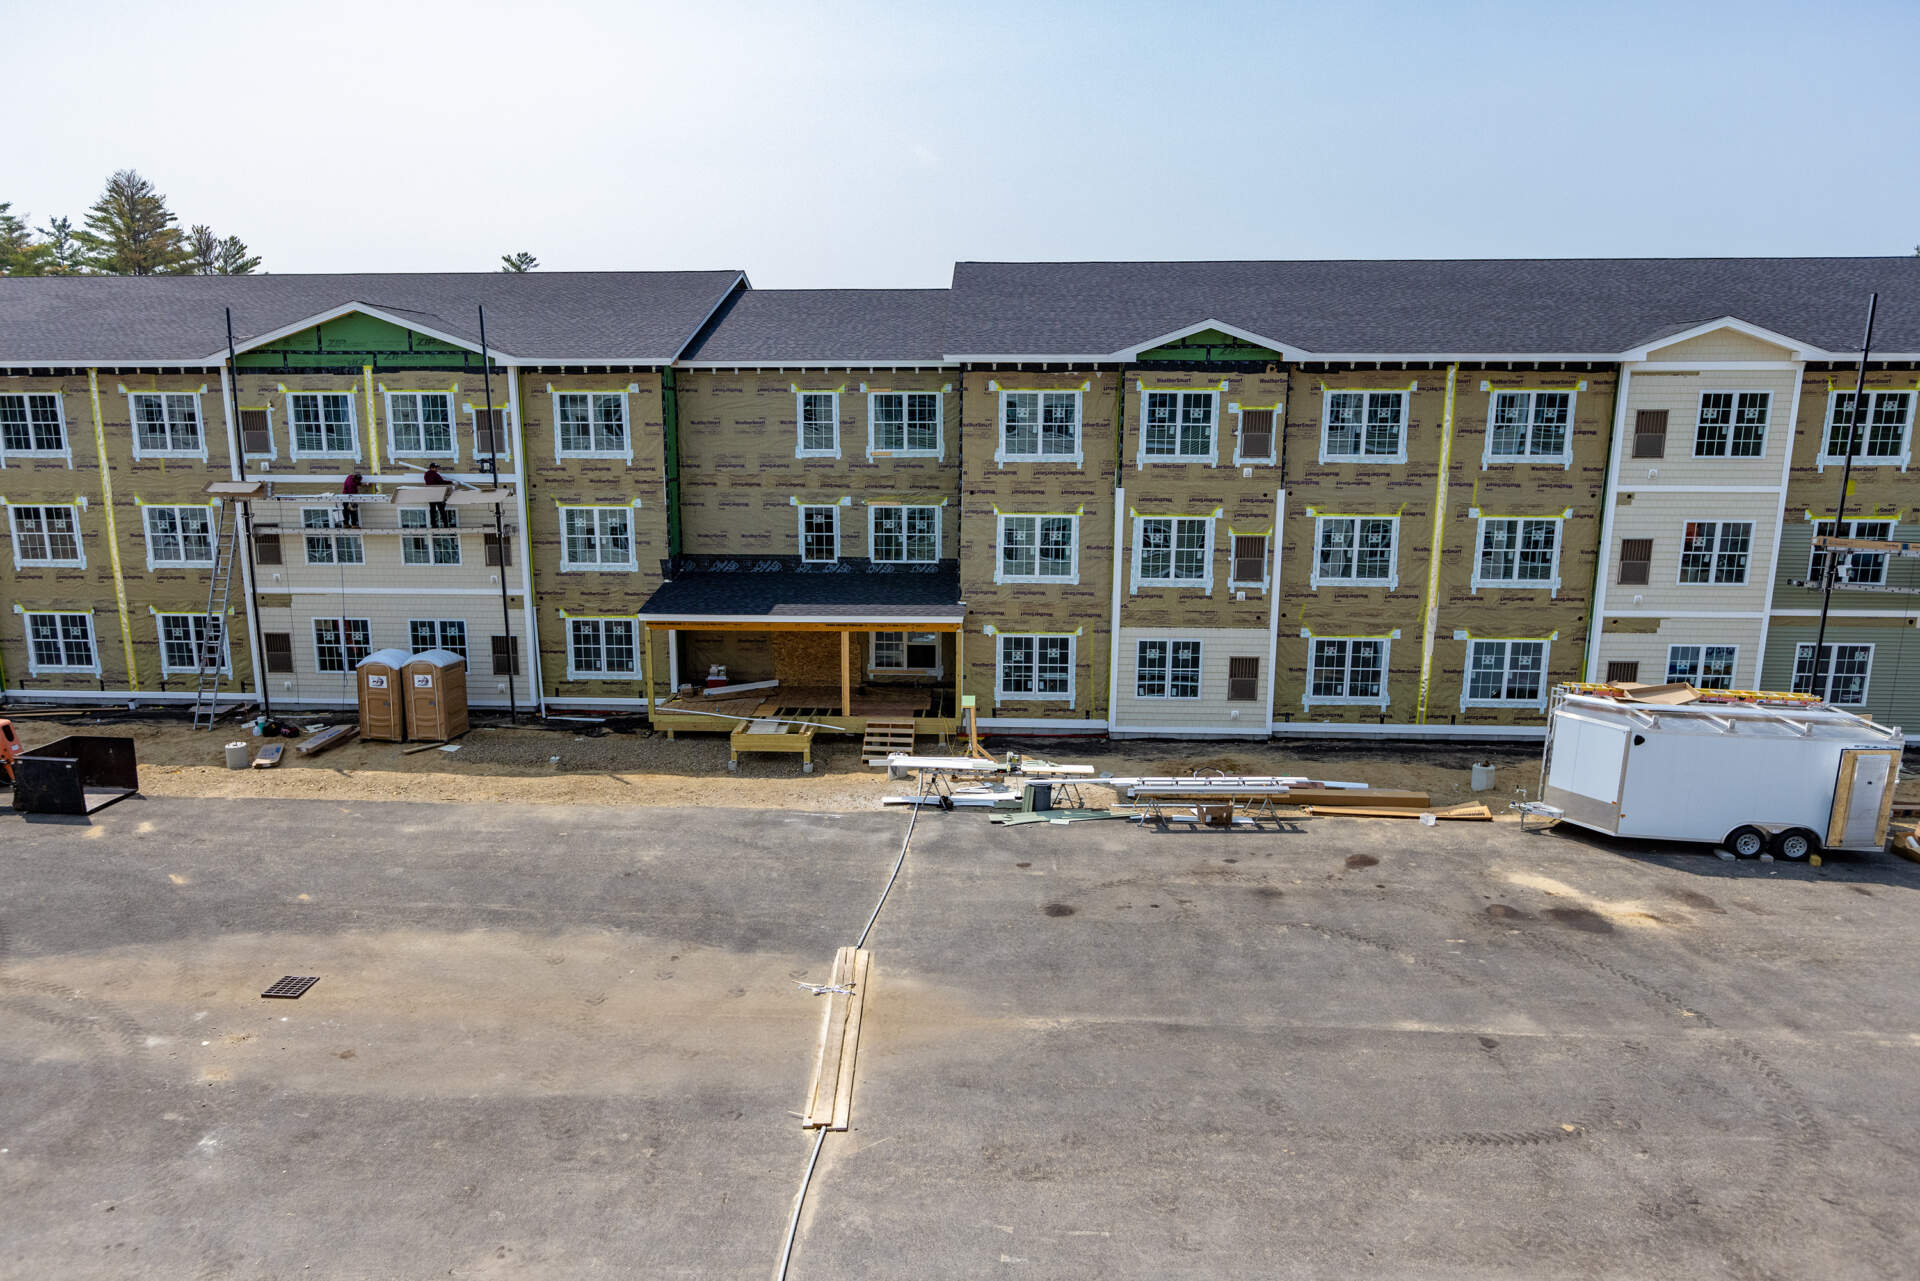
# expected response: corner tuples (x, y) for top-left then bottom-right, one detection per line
(205, 301), (505, 363)
(1621, 315), (1828, 362)
(1109, 318), (1310, 361)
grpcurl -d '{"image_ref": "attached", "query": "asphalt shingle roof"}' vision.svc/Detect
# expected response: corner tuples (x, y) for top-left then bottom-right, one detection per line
(681, 288), (949, 363)
(639, 560), (963, 621)
(944, 258), (1920, 358)
(0, 270), (744, 365)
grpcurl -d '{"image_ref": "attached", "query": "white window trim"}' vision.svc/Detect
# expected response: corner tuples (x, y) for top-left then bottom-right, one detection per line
(384, 390), (460, 462)
(312, 617), (373, 674)
(1134, 638), (1204, 700)
(1664, 642), (1739, 689)
(285, 391), (361, 461)
(1230, 403), (1281, 466)
(1310, 515), (1399, 590)
(1460, 637), (1553, 711)
(142, 503), (219, 571)
(1818, 390), (1914, 470)
(865, 391), (942, 460)
(240, 403), (277, 460)
(156, 612), (231, 676)
(994, 632), (1076, 703)
(1676, 519), (1756, 587)
(1792, 641), (1875, 706)
(558, 504), (638, 572)
(866, 503), (941, 564)
(1303, 636), (1392, 710)
(798, 504), (840, 563)
(796, 391), (841, 460)
(1470, 516), (1563, 595)
(0, 391), (73, 464)
(994, 389), (1084, 466)
(1690, 389), (1772, 460)
(6, 502), (86, 569)
(551, 389), (633, 463)
(1481, 388), (1575, 468)
(1131, 515), (1217, 593)
(469, 405), (512, 462)
(1136, 388), (1218, 466)
(1319, 388), (1409, 465)
(22, 609), (100, 676)
(868, 630), (944, 677)
(126, 390), (209, 461)
(1227, 532), (1271, 590)
(564, 615), (640, 681)
(993, 512), (1080, 585)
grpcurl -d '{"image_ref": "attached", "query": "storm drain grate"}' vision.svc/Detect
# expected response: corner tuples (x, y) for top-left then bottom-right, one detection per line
(261, 975), (320, 1000)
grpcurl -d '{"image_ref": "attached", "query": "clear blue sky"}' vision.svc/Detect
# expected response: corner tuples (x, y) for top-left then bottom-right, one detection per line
(5, 0), (1916, 285)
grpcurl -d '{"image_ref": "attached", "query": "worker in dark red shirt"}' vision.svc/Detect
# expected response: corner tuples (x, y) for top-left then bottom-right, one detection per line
(421, 465), (450, 527)
(340, 472), (363, 528)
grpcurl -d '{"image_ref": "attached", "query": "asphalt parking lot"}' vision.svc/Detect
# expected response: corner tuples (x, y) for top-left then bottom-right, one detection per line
(3, 798), (1919, 1279)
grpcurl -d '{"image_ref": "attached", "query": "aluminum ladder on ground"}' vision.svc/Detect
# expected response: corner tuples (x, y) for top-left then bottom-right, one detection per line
(189, 515), (242, 730)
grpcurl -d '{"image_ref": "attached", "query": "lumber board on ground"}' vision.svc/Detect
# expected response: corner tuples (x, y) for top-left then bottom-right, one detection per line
(249, 743), (283, 769)
(804, 947), (855, 1127)
(400, 741), (447, 755)
(295, 725), (358, 757)
(829, 949), (870, 1131)
(1303, 804), (1491, 820)
(1282, 788), (1431, 808)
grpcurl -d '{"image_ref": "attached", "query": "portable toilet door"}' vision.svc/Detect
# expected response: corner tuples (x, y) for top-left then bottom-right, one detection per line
(356, 648), (413, 742)
(404, 648), (470, 742)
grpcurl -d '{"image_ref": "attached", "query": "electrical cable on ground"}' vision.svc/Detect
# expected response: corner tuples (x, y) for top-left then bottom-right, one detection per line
(773, 769), (931, 1281)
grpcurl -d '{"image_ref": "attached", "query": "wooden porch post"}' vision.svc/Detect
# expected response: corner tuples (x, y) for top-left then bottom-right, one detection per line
(640, 623), (653, 711)
(840, 630), (852, 716)
(954, 626), (964, 717)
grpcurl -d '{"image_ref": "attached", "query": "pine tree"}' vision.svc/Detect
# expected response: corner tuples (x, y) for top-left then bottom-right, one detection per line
(76, 169), (189, 275)
(187, 224), (220, 274)
(37, 216), (84, 274)
(0, 203), (50, 275)
(215, 234), (261, 275)
(501, 251), (539, 272)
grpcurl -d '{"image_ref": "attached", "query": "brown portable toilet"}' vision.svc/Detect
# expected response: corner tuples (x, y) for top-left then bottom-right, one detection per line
(356, 648), (412, 742)
(404, 648), (469, 742)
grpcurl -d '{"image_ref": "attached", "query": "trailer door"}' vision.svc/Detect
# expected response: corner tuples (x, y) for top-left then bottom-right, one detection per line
(1826, 749), (1899, 849)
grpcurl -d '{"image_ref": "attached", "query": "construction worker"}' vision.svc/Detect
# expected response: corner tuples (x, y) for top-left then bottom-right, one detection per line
(421, 464), (451, 527)
(340, 472), (364, 528)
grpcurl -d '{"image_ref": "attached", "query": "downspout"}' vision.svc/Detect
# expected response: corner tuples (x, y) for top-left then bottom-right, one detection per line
(1585, 365), (1635, 679)
(222, 309), (269, 716)
(1414, 363), (1458, 723)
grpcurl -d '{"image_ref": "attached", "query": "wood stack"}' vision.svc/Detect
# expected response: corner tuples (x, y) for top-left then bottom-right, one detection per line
(802, 946), (871, 1131)
(861, 718), (916, 764)
(1303, 801), (1495, 821)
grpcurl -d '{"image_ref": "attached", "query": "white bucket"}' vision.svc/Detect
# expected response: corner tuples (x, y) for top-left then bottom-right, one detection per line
(1470, 761), (1496, 792)
(224, 741), (251, 770)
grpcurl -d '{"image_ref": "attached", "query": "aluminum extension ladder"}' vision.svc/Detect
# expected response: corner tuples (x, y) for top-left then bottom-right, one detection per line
(189, 515), (241, 729)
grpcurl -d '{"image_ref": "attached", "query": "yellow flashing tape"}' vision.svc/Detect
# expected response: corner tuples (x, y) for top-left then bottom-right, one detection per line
(789, 383), (848, 395)
(1126, 507), (1225, 520)
(1227, 526), (1275, 538)
(1136, 379), (1229, 393)
(1302, 506), (1405, 519)
(363, 366), (381, 475)
(986, 381), (1092, 393)
(991, 504), (1085, 517)
(1415, 364), (1459, 725)
(552, 498), (641, 509)
(87, 369), (140, 691)
(1299, 626), (1402, 641)
(1320, 379), (1419, 393)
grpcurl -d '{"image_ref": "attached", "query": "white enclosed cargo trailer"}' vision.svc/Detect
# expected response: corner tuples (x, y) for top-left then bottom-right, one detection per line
(1540, 689), (1905, 858)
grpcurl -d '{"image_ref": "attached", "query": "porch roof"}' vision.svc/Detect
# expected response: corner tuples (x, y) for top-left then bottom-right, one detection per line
(638, 559), (964, 626)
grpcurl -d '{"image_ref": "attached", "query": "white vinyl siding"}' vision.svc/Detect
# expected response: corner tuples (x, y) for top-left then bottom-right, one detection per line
(1821, 391), (1913, 467)
(0, 392), (68, 459)
(1320, 390), (1406, 463)
(129, 392), (204, 458)
(1461, 639), (1549, 709)
(1133, 516), (1214, 591)
(1112, 626), (1272, 733)
(1139, 390), (1216, 463)
(24, 611), (98, 675)
(1472, 517), (1561, 592)
(997, 391), (1081, 464)
(287, 392), (358, 459)
(7, 504), (84, 568)
(995, 633), (1074, 702)
(868, 392), (940, 457)
(1484, 390), (1571, 464)
(387, 391), (457, 457)
(1305, 637), (1389, 708)
(996, 514), (1078, 584)
(143, 505), (217, 569)
(868, 505), (939, 563)
(1616, 368), (1798, 486)
(1311, 516), (1397, 589)
(560, 507), (635, 571)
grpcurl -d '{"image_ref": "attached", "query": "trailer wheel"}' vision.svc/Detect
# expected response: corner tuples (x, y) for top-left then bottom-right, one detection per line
(1771, 828), (1818, 861)
(1725, 826), (1767, 858)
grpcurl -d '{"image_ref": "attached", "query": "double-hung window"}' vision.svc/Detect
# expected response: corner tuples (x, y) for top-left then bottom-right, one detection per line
(799, 505), (839, 563)
(999, 391), (1079, 462)
(1474, 518), (1560, 590)
(1322, 390), (1406, 462)
(1463, 639), (1548, 707)
(1678, 521), (1753, 584)
(288, 392), (357, 458)
(158, 614), (228, 675)
(25, 611), (97, 674)
(1486, 391), (1571, 462)
(1307, 638), (1387, 705)
(144, 505), (216, 568)
(0, 393), (67, 457)
(560, 506), (634, 570)
(797, 393), (839, 458)
(1135, 639), (1202, 699)
(401, 508), (461, 565)
(1693, 392), (1770, 458)
(1809, 519), (1895, 587)
(568, 618), (637, 678)
(1665, 644), (1737, 690)
(1141, 391), (1215, 462)
(8, 504), (83, 567)
(1823, 391), (1913, 464)
(130, 392), (203, 456)
(303, 508), (364, 565)
(409, 619), (468, 660)
(1793, 642), (1872, 705)
(869, 505), (939, 563)
(556, 392), (628, 457)
(872, 631), (941, 673)
(1313, 516), (1396, 588)
(1135, 516), (1212, 588)
(388, 391), (456, 456)
(313, 618), (372, 673)
(997, 514), (1077, 583)
(996, 634), (1073, 701)
(869, 392), (940, 456)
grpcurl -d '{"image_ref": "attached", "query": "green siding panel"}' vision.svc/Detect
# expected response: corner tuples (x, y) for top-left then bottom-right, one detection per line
(1761, 618), (1920, 729)
(1135, 328), (1283, 363)
(236, 312), (478, 369)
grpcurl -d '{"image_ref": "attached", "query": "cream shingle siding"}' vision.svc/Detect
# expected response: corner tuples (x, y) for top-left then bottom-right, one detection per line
(1603, 490), (1780, 614)
(1111, 626), (1269, 736)
(1642, 330), (1797, 364)
(1593, 618), (1766, 689)
(1617, 369), (1800, 489)
(255, 590), (532, 708)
